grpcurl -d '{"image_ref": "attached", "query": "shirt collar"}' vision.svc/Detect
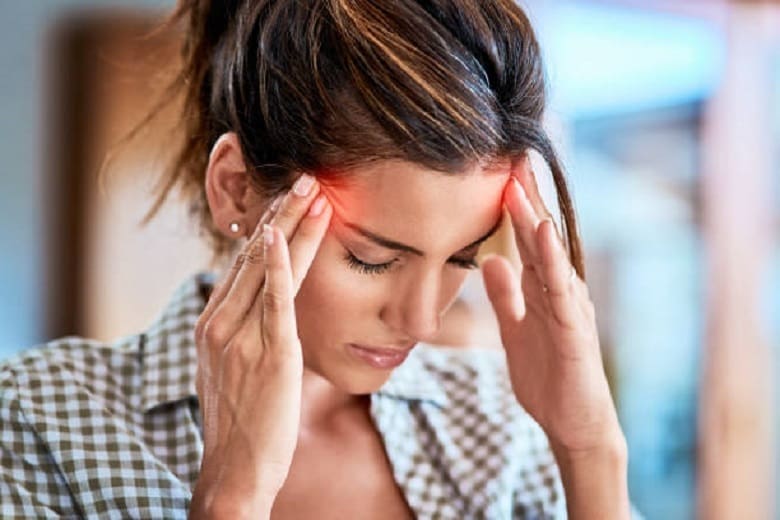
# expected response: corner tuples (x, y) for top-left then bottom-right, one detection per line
(140, 272), (213, 413)
(375, 345), (449, 408)
(140, 271), (449, 412)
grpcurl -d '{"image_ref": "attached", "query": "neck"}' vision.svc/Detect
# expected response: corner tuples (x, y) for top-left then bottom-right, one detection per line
(299, 368), (370, 433)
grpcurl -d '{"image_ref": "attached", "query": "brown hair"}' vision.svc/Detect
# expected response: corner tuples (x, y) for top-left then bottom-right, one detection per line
(142, 0), (585, 276)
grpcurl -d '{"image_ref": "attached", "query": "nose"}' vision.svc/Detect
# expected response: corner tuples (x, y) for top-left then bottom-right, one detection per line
(379, 271), (443, 343)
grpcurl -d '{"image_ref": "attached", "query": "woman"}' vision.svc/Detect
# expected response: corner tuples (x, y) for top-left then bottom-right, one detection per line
(0, 0), (636, 518)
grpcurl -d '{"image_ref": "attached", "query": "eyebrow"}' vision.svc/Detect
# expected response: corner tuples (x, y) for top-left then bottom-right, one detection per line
(342, 217), (503, 257)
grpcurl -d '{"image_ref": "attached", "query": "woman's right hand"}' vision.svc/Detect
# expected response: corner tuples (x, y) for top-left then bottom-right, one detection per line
(189, 174), (332, 519)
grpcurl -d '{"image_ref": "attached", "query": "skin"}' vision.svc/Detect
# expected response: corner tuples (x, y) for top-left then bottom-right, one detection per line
(190, 133), (630, 519)
(295, 158), (508, 399)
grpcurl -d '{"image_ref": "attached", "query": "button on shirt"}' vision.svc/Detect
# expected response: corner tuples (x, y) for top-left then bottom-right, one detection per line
(0, 272), (569, 518)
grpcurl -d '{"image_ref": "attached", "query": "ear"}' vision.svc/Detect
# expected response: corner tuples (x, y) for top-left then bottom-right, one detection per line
(205, 132), (265, 239)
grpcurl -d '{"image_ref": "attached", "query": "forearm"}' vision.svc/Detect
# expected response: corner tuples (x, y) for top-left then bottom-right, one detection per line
(551, 434), (631, 520)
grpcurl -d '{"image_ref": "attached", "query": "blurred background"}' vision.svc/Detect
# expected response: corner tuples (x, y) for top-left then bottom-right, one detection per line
(0, 0), (777, 518)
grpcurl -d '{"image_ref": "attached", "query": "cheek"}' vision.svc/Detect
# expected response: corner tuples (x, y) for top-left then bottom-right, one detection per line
(294, 235), (387, 319)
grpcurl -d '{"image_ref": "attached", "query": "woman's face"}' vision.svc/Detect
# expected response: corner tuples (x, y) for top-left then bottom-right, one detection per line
(295, 159), (511, 394)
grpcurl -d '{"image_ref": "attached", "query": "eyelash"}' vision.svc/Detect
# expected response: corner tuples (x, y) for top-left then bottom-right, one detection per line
(344, 251), (479, 275)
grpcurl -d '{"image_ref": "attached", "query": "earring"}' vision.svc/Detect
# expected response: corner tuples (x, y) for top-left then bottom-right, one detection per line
(229, 221), (241, 234)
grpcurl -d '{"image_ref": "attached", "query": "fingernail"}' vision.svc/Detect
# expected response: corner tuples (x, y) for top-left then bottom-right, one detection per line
(293, 174), (315, 197)
(263, 224), (274, 247)
(506, 178), (523, 213)
(308, 194), (327, 217)
(270, 195), (282, 212)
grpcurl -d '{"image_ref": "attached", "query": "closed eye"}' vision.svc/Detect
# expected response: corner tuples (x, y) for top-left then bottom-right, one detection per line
(344, 251), (478, 276)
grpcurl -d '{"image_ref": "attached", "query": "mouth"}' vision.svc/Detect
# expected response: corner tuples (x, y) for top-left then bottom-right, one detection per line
(347, 342), (417, 369)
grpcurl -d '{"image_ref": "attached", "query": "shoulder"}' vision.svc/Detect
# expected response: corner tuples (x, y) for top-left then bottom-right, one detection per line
(0, 271), (211, 416)
(0, 273), (209, 516)
(0, 335), (147, 516)
(1, 334), (142, 414)
(0, 335), (146, 461)
(2, 334), (138, 373)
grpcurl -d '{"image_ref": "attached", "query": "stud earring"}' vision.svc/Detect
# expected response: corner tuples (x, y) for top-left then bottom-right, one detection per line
(229, 221), (241, 234)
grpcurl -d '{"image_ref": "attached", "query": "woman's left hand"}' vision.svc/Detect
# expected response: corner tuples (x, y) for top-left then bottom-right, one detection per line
(480, 161), (624, 455)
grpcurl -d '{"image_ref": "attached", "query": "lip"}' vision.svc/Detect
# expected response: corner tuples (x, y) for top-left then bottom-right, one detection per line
(347, 342), (416, 369)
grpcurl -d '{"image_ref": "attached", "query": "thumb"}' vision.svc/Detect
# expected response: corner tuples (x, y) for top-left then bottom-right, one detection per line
(480, 254), (525, 324)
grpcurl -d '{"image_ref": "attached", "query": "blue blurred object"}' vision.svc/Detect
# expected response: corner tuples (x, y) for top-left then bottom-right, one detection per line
(537, 4), (726, 517)
(541, 1), (724, 117)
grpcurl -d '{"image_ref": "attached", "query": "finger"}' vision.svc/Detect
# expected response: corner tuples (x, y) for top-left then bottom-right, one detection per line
(513, 161), (567, 245)
(505, 177), (542, 266)
(201, 193), (283, 319)
(196, 197), (281, 346)
(481, 253), (526, 325)
(513, 158), (554, 223)
(538, 219), (579, 329)
(261, 225), (301, 359)
(260, 173), (327, 294)
(231, 195), (331, 355)
(269, 173), (321, 241)
(518, 263), (550, 316)
(207, 173), (318, 346)
(286, 193), (333, 294)
(198, 171), (319, 372)
(223, 171), (319, 299)
(195, 194), (282, 344)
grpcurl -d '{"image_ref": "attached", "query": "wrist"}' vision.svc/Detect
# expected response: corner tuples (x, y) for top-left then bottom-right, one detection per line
(550, 429), (631, 520)
(190, 467), (279, 520)
(190, 487), (276, 520)
(205, 494), (275, 520)
(550, 426), (628, 466)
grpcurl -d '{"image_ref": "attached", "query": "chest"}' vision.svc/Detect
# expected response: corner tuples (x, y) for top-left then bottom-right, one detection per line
(270, 422), (415, 520)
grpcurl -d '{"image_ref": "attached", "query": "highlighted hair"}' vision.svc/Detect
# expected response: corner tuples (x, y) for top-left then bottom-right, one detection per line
(141, 0), (584, 276)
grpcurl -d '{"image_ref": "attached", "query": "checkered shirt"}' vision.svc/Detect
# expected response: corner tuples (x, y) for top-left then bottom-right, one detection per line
(0, 272), (571, 519)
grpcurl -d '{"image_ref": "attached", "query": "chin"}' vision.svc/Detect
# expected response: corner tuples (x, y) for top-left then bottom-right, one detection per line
(326, 364), (396, 395)
(303, 346), (402, 395)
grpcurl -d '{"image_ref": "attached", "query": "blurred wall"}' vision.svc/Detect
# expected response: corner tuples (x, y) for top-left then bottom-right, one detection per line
(0, 0), (174, 357)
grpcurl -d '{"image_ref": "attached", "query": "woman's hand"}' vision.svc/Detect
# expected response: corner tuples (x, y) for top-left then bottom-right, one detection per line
(189, 174), (331, 519)
(481, 163), (630, 518)
(481, 164), (620, 450)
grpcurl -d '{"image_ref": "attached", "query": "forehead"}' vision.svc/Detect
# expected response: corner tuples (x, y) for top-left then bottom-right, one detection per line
(319, 160), (510, 252)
